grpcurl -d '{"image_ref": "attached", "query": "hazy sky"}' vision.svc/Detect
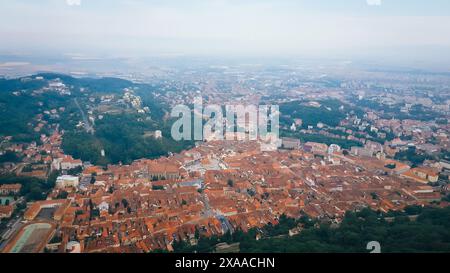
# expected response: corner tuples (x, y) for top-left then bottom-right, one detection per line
(1, 0), (450, 65)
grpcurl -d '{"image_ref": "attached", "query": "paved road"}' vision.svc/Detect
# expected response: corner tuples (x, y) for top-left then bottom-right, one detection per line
(217, 215), (234, 234)
(74, 98), (94, 134)
(199, 186), (234, 234)
(0, 215), (24, 251)
(200, 190), (214, 218)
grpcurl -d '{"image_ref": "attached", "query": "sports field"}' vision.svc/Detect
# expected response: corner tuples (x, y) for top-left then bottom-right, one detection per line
(7, 223), (53, 253)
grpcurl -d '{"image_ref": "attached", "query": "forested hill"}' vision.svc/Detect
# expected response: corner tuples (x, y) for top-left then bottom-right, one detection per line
(0, 73), (193, 165)
(172, 206), (450, 253)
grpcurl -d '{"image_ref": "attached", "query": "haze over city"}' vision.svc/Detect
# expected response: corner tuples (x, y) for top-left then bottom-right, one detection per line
(1, 0), (450, 69)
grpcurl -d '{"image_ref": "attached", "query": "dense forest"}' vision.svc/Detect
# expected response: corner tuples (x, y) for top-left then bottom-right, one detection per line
(395, 146), (435, 167)
(62, 113), (194, 165)
(172, 206), (450, 253)
(0, 78), (46, 142)
(280, 99), (366, 127)
(280, 99), (347, 128)
(0, 73), (194, 165)
(278, 99), (366, 149)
